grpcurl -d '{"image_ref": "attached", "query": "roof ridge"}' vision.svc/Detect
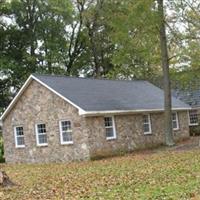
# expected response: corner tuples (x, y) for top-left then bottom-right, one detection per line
(32, 73), (147, 83)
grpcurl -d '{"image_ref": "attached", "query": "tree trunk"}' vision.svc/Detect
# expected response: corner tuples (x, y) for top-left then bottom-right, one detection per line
(0, 171), (15, 187)
(158, 0), (174, 146)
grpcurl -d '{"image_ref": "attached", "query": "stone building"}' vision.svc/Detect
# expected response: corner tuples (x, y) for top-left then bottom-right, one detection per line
(0, 74), (191, 163)
(173, 86), (200, 135)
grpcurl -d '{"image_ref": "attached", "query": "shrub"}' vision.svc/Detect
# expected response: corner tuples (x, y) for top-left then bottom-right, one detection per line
(190, 125), (200, 136)
(0, 137), (5, 163)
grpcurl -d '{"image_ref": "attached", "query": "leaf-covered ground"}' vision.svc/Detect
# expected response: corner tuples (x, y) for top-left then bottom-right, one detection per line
(1, 148), (200, 199)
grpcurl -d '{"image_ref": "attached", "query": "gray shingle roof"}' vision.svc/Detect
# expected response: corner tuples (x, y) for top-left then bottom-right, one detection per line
(172, 89), (200, 108)
(34, 74), (190, 112)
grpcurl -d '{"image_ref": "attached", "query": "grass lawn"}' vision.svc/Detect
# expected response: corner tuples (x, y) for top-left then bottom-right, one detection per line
(1, 148), (200, 200)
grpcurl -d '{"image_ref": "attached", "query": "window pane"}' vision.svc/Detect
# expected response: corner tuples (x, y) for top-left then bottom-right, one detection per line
(104, 117), (116, 139)
(172, 113), (178, 129)
(60, 121), (73, 143)
(62, 121), (71, 131)
(104, 117), (113, 127)
(144, 123), (150, 133)
(16, 127), (24, 136)
(17, 137), (25, 146)
(15, 127), (25, 147)
(172, 113), (176, 120)
(106, 127), (114, 138)
(37, 124), (46, 134)
(143, 115), (149, 123)
(143, 115), (151, 133)
(38, 134), (47, 144)
(172, 121), (177, 129)
(63, 132), (73, 142)
(189, 110), (198, 124)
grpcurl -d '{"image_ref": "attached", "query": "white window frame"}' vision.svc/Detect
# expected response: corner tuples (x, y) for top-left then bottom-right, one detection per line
(59, 120), (73, 145)
(143, 114), (152, 135)
(104, 116), (117, 140)
(188, 110), (198, 126)
(14, 126), (25, 148)
(35, 123), (48, 146)
(172, 112), (179, 130)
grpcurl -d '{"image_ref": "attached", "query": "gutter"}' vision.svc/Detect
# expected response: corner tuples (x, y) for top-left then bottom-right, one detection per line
(79, 107), (191, 117)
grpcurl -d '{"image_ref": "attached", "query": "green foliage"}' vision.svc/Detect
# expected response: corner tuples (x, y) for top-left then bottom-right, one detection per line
(170, 68), (200, 90)
(105, 0), (162, 80)
(190, 126), (200, 136)
(0, 0), (73, 110)
(165, 0), (200, 87)
(1, 0), (200, 111)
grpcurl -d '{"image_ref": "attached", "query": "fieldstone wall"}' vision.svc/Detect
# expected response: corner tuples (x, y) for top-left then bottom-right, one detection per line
(86, 111), (189, 159)
(2, 80), (90, 163)
(189, 108), (200, 136)
(2, 79), (190, 163)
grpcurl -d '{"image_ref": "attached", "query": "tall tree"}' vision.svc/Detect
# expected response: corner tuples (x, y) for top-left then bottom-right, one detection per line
(83, 0), (114, 78)
(1, 0), (199, 118)
(159, 0), (200, 88)
(158, 0), (174, 146)
(0, 0), (72, 111)
(105, 0), (175, 145)
(63, 0), (86, 75)
(103, 0), (162, 81)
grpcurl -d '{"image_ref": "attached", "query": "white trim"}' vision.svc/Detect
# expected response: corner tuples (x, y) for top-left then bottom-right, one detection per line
(0, 75), (33, 121)
(188, 109), (199, 126)
(59, 120), (73, 145)
(0, 75), (86, 121)
(14, 126), (25, 148)
(105, 116), (117, 140)
(0, 74), (192, 121)
(143, 114), (152, 135)
(172, 112), (179, 131)
(31, 75), (85, 115)
(35, 123), (48, 147)
(80, 107), (191, 117)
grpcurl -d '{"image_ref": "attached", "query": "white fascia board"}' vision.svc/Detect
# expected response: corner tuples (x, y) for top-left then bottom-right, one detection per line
(0, 75), (33, 121)
(31, 75), (85, 114)
(80, 107), (192, 117)
(0, 75), (86, 122)
(0, 74), (192, 121)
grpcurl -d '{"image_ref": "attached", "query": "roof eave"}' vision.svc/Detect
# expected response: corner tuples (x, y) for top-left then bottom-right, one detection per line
(32, 75), (85, 114)
(0, 75), (34, 122)
(0, 75), (86, 122)
(0, 74), (192, 122)
(79, 107), (191, 117)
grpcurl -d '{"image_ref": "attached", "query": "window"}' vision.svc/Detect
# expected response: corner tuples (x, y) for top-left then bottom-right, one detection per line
(143, 114), (152, 134)
(104, 116), (116, 140)
(172, 112), (179, 130)
(189, 110), (198, 126)
(14, 126), (25, 148)
(35, 124), (48, 146)
(59, 120), (73, 144)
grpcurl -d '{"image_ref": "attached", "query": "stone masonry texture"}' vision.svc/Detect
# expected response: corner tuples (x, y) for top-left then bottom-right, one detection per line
(2, 80), (190, 163)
